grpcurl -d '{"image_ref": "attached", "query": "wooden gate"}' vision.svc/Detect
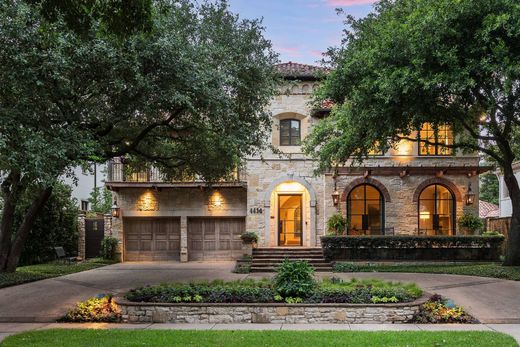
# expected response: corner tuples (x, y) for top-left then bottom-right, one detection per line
(85, 218), (105, 258)
(187, 218), (244, 260)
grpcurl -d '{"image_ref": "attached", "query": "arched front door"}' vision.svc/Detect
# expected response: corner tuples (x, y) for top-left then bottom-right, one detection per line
(347, 184), (384, 235)
(418, 184), (455, 235)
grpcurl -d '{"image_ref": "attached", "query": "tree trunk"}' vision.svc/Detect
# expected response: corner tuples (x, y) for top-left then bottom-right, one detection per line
(503, 164), (520, 266)
(3, 187), (53, 272)
(0, 172), (21, 271)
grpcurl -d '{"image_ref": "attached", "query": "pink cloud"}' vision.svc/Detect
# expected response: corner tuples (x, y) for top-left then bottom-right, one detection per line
(326, 0), (375, 6)
(275, 46), (302, 57)
(310, 50), (324, 57)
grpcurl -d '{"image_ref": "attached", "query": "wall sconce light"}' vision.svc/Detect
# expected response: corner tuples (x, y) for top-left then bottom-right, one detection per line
(332, 190), (340, 207)
(111, 200), (120, 218)
(465, 183), (475, 206)
(331, 172), (340, 207)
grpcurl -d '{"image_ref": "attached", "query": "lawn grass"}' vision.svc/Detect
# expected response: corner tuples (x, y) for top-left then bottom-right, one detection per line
(333, 262), (520, 281)
(1, 329), (517, 347)
(0, 258), (116, 289)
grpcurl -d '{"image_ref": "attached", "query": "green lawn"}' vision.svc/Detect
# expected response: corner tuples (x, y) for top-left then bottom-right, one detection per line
(1, 330), (517, 347)
(0, 258), (116, 289)
(333, 263), (520, 281)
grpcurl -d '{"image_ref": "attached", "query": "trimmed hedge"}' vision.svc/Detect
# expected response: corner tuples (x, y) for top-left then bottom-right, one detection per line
(321, 235), (504, 261)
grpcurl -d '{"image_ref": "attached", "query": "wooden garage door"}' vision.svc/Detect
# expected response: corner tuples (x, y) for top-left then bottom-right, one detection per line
(188, 218), (244, 260)
(124, 218), (181, 261)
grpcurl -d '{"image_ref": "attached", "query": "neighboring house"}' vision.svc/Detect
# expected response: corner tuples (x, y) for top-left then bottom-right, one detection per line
(498, 161), (520, 217)
(106, 62), (488, 262)
(479, 200), (499, 219)
(63, 163), (107, 211)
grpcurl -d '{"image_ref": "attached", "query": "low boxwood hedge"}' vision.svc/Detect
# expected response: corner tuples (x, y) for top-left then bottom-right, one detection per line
(125, 278), (422, 305)
(321, 235), (504, 261)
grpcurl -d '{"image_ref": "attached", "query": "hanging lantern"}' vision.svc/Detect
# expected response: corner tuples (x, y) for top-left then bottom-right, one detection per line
(465, 183), (475, 206)
(332, 190), (340, 206)
(111, 200), (120, 218)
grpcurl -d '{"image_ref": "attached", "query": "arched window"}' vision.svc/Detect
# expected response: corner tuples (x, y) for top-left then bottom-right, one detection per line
(280, 119), (301, 146)
(347, 184), (384, 235)
(418, 184), (455, 235)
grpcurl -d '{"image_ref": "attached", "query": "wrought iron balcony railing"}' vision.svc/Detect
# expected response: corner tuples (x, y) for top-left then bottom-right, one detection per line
(106, 161), (243, 184)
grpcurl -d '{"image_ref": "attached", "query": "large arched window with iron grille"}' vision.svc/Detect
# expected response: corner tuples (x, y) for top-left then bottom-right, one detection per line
(418, 184), (455, 235)
(347, 184), (384, 235)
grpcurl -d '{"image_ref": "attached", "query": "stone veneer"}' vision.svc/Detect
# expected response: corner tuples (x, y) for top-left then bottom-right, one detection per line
(116, 295), (428, 324)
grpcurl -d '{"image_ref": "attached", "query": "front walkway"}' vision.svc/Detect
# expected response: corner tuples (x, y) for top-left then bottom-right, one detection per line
(0, 261), (519, 324)
(1, 323), (519, 344)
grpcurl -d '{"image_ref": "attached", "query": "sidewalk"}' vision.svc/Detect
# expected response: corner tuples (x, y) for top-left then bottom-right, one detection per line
(1, 323), (519, 344)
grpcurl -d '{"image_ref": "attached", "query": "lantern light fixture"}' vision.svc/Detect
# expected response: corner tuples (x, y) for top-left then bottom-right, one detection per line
(111, 200), (120, 218)
(465, 183), (475, 206)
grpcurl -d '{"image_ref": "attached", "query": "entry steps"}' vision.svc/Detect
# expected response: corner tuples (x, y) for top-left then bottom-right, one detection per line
(250, 247), (332, 272)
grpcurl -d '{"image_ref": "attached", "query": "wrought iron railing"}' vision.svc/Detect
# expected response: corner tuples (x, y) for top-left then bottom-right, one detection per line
(107, 161), (243, 183)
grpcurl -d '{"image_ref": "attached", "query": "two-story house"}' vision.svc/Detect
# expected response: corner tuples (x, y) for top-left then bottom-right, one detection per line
(106, 62), (487, 262)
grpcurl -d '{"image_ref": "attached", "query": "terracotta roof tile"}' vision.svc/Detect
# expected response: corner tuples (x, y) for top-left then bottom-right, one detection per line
(479, 200), (499, 218)
(275, 61), (329, 80)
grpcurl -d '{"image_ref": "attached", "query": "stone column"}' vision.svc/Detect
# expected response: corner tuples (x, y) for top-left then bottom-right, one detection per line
(110, 214), (123, 262)
(180, 216), (188, 262)
(78, 213), (86, 259)
(104, 214), (113, 236)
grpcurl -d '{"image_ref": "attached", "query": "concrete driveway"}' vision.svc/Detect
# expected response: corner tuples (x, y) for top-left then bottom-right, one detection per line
(0, 261), (519, 323)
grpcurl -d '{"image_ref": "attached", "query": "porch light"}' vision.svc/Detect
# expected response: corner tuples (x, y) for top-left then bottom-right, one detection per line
(332, 190), (340, 206)
(465, 183), (475, 206)
(111, 200), (120, 218)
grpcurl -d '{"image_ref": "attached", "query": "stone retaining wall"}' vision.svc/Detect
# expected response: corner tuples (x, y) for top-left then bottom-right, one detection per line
(116, 295), (429, 324)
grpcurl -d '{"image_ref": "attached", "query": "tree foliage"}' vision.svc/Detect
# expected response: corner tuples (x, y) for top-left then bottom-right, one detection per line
(16, 183), (78, 266)
(304, 0), (520, 265)
(480, 172), (499, 205)
(0, 0), (278, 271)
(88, 187), (112, 214)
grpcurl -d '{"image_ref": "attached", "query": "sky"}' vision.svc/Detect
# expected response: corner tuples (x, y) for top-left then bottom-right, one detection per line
(228, 0), (376, 65)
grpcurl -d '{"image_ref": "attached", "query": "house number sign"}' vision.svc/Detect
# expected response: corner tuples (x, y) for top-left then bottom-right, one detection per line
(249, 207), (263, 214)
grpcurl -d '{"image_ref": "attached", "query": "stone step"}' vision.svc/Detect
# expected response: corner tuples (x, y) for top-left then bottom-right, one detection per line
(252, 254), (325, 258)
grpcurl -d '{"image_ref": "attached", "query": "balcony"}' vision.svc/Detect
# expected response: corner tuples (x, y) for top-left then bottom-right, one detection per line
(106, 161), (246, 189)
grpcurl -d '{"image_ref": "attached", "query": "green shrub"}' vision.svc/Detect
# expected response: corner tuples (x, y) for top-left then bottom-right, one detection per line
(240, 231), (259, 244)
(61, 295), (121, 322)
(333, 262), (361, 272)
(482, 231), (504, 237)
(125, 278), (422, 304)
(100, 236), (119, 260)
(458, 213), (484, 234)
(273, 260), (317, 298)
(326, 213), (347, 236)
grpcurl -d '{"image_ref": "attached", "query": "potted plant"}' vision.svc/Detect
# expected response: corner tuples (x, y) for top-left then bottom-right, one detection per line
(458, 213), (484, 235)
(326, 213), (348, 236)
(240, 231), (259, 256)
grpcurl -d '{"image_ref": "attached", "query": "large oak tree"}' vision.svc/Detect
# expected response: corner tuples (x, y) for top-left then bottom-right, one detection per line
(0, 0), (278, 272)
(304, 0), (520, 265)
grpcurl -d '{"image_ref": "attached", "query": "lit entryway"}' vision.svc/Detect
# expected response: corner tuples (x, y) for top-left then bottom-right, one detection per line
(278, 194), (303, 246)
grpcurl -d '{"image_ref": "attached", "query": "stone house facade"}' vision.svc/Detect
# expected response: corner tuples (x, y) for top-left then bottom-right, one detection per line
(106, 62), (487, 261)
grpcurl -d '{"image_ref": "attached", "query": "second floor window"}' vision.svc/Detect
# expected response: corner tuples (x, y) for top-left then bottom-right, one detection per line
(418, 123), (453, 156)
(280, 119), (301, 146)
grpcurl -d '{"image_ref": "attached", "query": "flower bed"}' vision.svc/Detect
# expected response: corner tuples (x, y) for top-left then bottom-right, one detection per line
(125, 278), (422, 305)
(120, 276), (426, 324)
(321, 235), (504, 261)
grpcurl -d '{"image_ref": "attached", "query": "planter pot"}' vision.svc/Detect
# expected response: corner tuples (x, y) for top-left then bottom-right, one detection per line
(242, 243), (254, 256)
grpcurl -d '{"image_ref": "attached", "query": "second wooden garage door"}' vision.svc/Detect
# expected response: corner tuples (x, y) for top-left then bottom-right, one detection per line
(124, 218), (181, 261)
(188, 218), (244, 260)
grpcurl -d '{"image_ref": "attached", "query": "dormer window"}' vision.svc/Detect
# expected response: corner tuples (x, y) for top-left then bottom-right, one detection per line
(418, 123), (453, 156)
(280, 119), (301, 146)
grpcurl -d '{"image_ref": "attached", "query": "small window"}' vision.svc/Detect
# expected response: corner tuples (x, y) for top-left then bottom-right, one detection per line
(280, 119), (301, 146)
(418, 123), (453, 156)
(81, 200), (89, 211)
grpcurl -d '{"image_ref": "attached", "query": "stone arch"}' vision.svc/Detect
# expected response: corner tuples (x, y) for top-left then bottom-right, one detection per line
(340, 177), (391, 202)
(263, 175), (317, 246)
(263, 175), (317, 207)
(274, 112), (307, 121)
(412, 177), (462, 202)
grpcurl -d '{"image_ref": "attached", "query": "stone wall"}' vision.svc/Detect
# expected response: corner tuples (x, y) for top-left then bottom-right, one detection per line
(116, 296), (428, 324)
